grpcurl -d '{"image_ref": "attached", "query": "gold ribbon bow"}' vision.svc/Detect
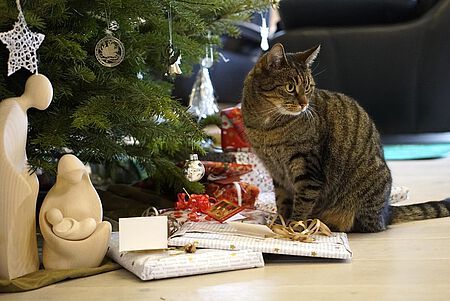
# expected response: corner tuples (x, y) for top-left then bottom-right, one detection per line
(269, 215), (332, 243)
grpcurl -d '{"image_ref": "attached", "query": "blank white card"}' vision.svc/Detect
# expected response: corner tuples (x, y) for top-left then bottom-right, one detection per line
(119, 216), (168, 252)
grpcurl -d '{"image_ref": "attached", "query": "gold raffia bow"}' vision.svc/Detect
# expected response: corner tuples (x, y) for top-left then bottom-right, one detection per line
(269, 215), (332, 243)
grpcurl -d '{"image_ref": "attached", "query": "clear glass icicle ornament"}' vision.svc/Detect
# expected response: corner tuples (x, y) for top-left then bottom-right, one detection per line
(260, 12), (269, 51)
(188, 44), (219, 120)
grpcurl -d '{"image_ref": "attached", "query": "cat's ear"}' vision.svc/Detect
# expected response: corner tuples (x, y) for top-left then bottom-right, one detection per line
(266, 43), (287, 68)
(296, 45), (321, 67)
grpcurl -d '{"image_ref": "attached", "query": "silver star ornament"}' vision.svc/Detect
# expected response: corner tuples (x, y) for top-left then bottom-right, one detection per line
(0, 11), (45, 76)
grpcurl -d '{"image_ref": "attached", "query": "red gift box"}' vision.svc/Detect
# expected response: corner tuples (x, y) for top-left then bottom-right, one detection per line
(221, 106), (251, 152)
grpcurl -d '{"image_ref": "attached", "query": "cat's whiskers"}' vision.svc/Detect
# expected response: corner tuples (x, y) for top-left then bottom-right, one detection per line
(311, 60), (320, 73)
(271, 109), (286, 125)
(258, 106), (284, 125)
(313, 68), (327, 78)
(301, 103), (318, 125)
(300, 108), (312, 124)
(308, 103), (318, 117)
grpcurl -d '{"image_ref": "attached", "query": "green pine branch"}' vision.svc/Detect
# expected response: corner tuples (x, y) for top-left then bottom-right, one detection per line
(0, 0), (270, 194)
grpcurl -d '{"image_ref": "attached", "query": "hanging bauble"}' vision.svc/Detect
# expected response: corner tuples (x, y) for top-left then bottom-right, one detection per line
(183, 154), (205, 182)
(108, 20), (120, 32)
(187, 57), (219, 119)
(95, 33), (125, 67)
(165, 43), (182, 75)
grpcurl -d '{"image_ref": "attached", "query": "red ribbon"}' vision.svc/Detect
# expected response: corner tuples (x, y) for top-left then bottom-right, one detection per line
(176, 193), (216, 215)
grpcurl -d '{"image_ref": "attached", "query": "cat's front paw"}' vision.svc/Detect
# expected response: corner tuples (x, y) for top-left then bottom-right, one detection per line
(290, 212), (309, 222)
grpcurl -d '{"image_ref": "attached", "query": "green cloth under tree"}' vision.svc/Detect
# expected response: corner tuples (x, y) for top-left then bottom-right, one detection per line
(0, 258), (120, 293)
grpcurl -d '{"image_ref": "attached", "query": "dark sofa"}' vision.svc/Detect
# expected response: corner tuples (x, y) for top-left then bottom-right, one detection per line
(272, 0), (450, 136)
(174, 0), (450, 139)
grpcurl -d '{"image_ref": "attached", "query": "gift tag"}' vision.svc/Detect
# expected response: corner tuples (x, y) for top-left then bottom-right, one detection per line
(206, 199), (245, 223)
(119, 216), (168, 252)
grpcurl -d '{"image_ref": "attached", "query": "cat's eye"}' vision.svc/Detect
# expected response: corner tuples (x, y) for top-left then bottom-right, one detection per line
(285, 83), (295, 93)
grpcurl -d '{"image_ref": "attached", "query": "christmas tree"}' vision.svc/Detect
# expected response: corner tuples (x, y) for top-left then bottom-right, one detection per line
(0, 0), (270, 193)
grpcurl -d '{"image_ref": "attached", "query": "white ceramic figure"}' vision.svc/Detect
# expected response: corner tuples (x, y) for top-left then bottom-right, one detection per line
(39, 154), (111, 270)
(0, 74), (53, 280)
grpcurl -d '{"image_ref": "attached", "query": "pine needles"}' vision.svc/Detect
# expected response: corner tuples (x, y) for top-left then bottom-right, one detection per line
(0, 0), (270, 192)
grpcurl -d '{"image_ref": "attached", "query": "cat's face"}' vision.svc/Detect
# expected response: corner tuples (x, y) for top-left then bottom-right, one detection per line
(251, 44), (320, 116)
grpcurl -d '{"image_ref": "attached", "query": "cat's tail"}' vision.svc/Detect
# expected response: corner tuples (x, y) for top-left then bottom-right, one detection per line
(389, 198), (450, 224)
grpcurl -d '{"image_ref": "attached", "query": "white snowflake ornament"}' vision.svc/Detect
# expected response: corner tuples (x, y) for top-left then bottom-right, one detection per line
(0, 10), (45, 76)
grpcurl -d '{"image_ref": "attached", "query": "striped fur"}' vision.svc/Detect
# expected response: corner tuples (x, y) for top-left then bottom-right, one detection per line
(241, 44), (450, 232)
(390, 199), (450, 224)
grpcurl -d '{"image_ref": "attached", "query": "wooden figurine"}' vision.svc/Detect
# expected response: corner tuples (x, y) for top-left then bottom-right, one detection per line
(39, 154), (111, 270)
(0, 74), (53, 280)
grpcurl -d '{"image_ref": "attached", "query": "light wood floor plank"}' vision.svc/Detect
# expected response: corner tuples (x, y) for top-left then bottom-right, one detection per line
(2, 156), (450, 300)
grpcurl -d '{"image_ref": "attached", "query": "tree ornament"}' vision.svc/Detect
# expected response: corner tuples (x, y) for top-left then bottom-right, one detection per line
(165, 43), (181, 75)
(165, 3), (182, 76)
(188, 39), (219, 119)
(95, 35), (125, 67)
(260, 12), (269, 51)
(183, 154), (205, 182)
(95, 16), (125, 67)
(0, 0), (45, 76)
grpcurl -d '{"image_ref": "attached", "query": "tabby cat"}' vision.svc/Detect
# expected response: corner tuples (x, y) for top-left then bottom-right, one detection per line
(241, 43), (450, 232)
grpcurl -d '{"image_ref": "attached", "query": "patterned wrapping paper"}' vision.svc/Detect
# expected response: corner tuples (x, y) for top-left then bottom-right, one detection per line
(231, 151), (274, 193)
(221, 106), (251, 152)
(202, 161), (253, 181)
(168, 222), (353, 260)
(202, 160), (260, 207)
(255, 191), (277, 214)
(206, 181), (259, 208)
(390, 186), (410, 204)
(107, 232), (264, 280)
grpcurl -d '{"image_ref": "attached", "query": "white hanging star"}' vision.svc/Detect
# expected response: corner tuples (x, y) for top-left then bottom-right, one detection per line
(0, 11), (45, 76)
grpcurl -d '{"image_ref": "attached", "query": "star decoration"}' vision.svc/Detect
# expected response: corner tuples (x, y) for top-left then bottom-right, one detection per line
(0, 11), (45, 76)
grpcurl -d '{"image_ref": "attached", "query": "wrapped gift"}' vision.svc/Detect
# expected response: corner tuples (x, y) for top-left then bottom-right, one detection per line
(255, 191), (277, 214)
(206, 181), (259, 208)
(203, 161), (253, 183)
(199, 151), (274, 194)
(230, 151), (274, 193)
(107, 232), (264, 280)
(390, 186), (410, 204)
(221, 106), (250, 152)
(161, 209), (214, 223)
(202, 160), (259, 208)
(169, 222), (353, 260)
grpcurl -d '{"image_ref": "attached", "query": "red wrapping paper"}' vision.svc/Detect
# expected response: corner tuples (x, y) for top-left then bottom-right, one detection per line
(202, 161), (253, 184)
(221, 106), (251, 152)
(206, 181), (259, 208)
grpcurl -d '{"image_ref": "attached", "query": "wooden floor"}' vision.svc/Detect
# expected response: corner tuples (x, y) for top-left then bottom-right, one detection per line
(3, 156), (450, 301)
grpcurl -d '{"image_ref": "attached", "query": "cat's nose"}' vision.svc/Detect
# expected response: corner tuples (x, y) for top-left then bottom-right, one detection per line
(298, 94), (308, 106)
(301, 103), (309, 112)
